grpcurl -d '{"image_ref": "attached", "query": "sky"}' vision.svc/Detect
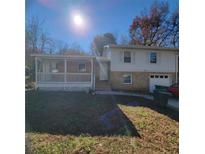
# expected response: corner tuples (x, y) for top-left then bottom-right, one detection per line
(26, 0), (178, 52)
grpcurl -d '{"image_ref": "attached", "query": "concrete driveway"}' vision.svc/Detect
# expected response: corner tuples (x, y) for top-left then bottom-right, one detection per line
(167, 98), (179, 111)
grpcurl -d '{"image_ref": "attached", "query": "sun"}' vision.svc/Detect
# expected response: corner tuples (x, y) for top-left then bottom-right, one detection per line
(68, 11), (89, 34)
(73, 14), (83, 26)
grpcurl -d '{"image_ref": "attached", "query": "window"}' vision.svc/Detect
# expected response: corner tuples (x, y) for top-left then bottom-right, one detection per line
(160, 75), (163, 78)
(50, 60), (64, 73)
(56, 61), (64, 73)
(124, 51), (131, 63)
(150, 75), (154, 78)
(149, 52), (157, 63)
(79, 63), (86, 72)
(123, 74), (132, 84)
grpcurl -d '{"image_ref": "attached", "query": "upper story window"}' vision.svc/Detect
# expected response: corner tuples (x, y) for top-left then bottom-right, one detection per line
(124, 51), (131, 63)
(79, 63), (86, 72)
(149, 52), (157, 64)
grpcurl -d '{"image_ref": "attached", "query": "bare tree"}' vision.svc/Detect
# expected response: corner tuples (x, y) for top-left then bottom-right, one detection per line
(25, 16), (49, 82)
(55, 41), (69, 54)
(119, 34), (129, 45)
(26, 16), (58, 54)
(91, 33), (117, 56)
(40, 32), (47, 52)
(46, 38), (56, 54)
(169, 9), (179, 47)
(26, 16), (44, 53)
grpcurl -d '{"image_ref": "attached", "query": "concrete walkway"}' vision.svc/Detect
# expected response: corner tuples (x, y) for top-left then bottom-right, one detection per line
(95, 90), (179, 111)
(25, 88), (35, 92)
(167, 98), (179, 111)
(95, 91), (154, 100)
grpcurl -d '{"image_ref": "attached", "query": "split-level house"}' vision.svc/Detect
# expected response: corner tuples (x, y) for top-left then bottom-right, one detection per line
(32, 45), (179, 92)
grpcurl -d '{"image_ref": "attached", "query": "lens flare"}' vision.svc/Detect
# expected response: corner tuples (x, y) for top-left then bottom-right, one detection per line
(73, 14), (83, 26)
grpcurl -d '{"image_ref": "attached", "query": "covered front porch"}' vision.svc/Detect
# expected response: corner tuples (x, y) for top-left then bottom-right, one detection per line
(33, 54), (95, 91)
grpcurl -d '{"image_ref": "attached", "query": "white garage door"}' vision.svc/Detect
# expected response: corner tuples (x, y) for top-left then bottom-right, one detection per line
(149, 74), (172, 93)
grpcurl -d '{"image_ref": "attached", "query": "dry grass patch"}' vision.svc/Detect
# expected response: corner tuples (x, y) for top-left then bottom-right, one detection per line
(26, 91), (178, 153)
(119, 105), (179, 153)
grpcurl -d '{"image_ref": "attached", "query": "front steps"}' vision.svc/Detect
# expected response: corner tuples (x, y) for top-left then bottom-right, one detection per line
(95, 80), (112, 91)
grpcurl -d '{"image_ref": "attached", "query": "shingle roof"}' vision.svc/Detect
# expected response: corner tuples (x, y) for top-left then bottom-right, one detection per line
(104, 44), (179, 52)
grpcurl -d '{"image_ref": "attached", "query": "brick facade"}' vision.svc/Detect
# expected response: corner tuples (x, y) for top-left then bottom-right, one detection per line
(110, 71), (176, 92)
(67, 60), (91, 73)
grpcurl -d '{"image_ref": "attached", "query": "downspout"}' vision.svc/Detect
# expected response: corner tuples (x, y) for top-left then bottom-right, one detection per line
(175, 54), (178, 83)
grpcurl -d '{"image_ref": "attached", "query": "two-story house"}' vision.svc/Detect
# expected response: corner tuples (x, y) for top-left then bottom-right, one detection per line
(102, 45), (179, 92)
(32, 45), (179, 92)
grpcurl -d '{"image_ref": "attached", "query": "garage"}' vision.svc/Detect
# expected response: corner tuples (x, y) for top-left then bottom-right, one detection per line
(149, 74), (172, 92)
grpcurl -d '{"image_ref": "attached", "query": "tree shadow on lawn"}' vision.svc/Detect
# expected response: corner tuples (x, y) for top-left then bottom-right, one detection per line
(26, 91), (140, 137)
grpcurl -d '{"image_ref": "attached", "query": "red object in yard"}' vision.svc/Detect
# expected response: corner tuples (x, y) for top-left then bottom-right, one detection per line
(168, 83), (179, 97)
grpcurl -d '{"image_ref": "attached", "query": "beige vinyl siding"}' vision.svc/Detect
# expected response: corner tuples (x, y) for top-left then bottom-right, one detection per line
(110, 48), (177, 72)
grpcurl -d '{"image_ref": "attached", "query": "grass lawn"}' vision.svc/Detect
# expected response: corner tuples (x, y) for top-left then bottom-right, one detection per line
(26, 91), (178, 154)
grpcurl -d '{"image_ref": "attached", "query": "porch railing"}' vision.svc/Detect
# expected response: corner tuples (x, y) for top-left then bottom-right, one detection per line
(37, 72), (91, 83)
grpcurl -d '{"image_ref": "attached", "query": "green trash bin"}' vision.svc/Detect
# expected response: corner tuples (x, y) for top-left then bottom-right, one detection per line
(155, 85), (169, 92)
(153, 90), (170, 107)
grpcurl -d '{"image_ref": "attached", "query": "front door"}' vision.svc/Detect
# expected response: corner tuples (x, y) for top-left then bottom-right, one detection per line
(99, 62), (108, 80)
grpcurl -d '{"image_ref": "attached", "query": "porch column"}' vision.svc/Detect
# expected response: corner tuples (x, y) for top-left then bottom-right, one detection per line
(35, 57), (38, 89)
(64, 59), (67, 83)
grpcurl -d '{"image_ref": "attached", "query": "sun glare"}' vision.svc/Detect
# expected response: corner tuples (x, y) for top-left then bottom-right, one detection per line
(68, 10), (90, 34)
(73, 14), (83, 26)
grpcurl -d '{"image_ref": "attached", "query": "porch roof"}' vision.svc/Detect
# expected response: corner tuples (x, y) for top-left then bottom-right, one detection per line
(31, 54), (110, 62)
(31, 54), (95, 59)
